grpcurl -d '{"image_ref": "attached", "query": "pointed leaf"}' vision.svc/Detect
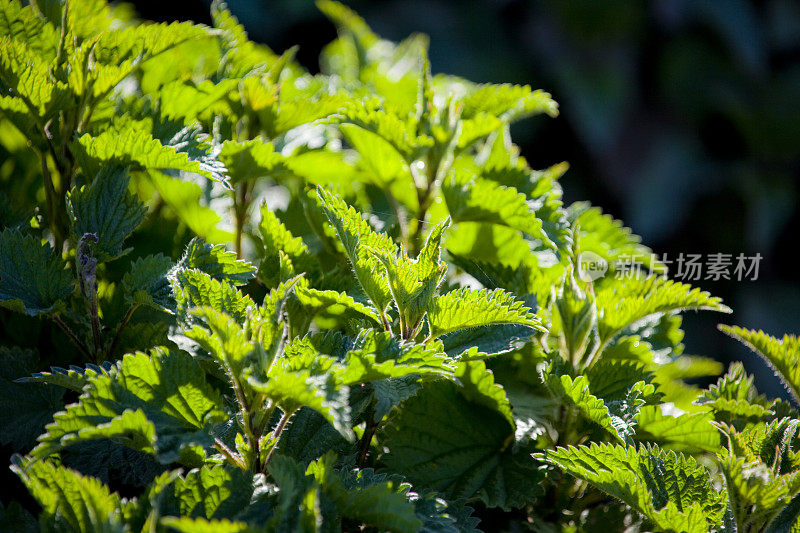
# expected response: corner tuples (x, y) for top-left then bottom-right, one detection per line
(380, 379), (544, 509)
(123, 253), (176, 311)
(12, 458), (123, 532)
(66, 167), (147, 260)
(75, 126), (226, 181)
(32, 350), (227, 464)
(316, 187), (397, 312)
(720, 325), (800, 404)
(176, 237), (256, 286)
(443, 172), (555, 249)
(537, 443), (726, 533)
(595, 274), (730, 345)
(427, 287), (544, 339)
(0, 228), (73, 316)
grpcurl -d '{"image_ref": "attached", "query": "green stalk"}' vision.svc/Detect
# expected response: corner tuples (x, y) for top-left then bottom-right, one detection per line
(40, 152), (64, 252)
(356, 405), (380, 467)
(108, 304), (139, 359)
(261, 408), (294, 473)
(52, 316), (92, 361)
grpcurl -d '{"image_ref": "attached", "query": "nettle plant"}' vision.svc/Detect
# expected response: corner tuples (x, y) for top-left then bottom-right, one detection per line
(1, 0), (800, 531)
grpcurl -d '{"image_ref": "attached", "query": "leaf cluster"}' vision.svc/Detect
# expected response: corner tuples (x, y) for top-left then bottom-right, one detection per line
(1, 1), (798, 532)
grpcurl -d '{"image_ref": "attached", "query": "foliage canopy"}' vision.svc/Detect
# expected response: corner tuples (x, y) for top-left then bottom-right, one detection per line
(0, 0), (798, 531)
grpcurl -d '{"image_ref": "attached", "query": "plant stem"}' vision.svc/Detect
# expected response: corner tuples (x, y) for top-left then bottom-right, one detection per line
(40, 152), (64, 252)
(409, 152), (442, 256)
(379, 311), (392, 333)
(357, 406), (380, 467)
(52, 316), (92, 361)
(215, 438), (246, 470)
(54, 1), (68, 67)
(233, 182), (251, 258)
(89, 298), (102, 362)
(386, 190), (409, 249)
(261, 409), (293, 473)
(408, 319), (425, 342)
(107, 304), (138, 359)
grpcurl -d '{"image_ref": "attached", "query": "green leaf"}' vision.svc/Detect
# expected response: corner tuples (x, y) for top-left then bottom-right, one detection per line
(595, 274), (730, 345)
(695, 362), (776, 422)
(443, 171), (555, 249)
(92, 20), (216, 78)
(250, 337), (352, 439)
(150, 172), (232, 243)
(338, 330), (454, 386)
(266, 455), (322, 531)
(316, 187), (397, 312)
(66, 167), (147, 260)
(294, 285), (382, 327)
(185, 306), (255, 380)
(20, 362), (113, 393)
(74, 126), (226, 182)
(255, 86), (346, 139)
(276, 407), (350, 465)
(725, 417), (800, 474)
(426, 287), (544, 339)
(317, 0), (379, 53)
(571, 203), (657, 270)
(174, 269), (255, 326)
(32, 349), (227, 464)
(0, 93), (40, 143)
(766, 491), (800, 533)
(380, 379), (544, 509)
(308, 452), (423, 533)
(537, 443), (727, 533)
(123, 253), (176, 311)
(335, 468), (479, 533)
(332, 100), (433, 161)
(0, 228), (73, 316)
(218, 138), (294, 184)
(585, 359), (657, 402)
(153, 121), (228, 184)
(12, 458), (124, 532)
(554, 272), (598, 364)
(443, 221), (531, 269)
(455, 360), (514, 428)
(339, 123), (409, 186)
(720, 325), (800, 405)
(59, 439), (166, 491)
(158, 79), (239, 122)
(211, 0), (248, 45)
(446, 253), (530, 293)
(635, 405), (720, 453)
(457, 113), (502, 151)
(162, 464), (255, 520)
(371, 219), (449, 335)
(0, 38), (69, 124)
(440, 323), (538, 359)
(543, 371), (642, 445)
(363, 376), (424, 422)
(176, 237), (256, 286)
(257, 204), (318, 288)
(0, 1), (58, 56)
(0, 347), (64, 449)
(160, 517), (258, 533)
(461, 84), (558, 122)
(720, 449), (800, 532)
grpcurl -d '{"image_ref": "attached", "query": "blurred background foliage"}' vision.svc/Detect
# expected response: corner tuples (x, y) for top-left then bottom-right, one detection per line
(127, 0), (800, 395)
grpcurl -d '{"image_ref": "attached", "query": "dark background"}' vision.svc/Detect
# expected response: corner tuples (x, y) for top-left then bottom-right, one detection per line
(131, 0), (800, 397)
